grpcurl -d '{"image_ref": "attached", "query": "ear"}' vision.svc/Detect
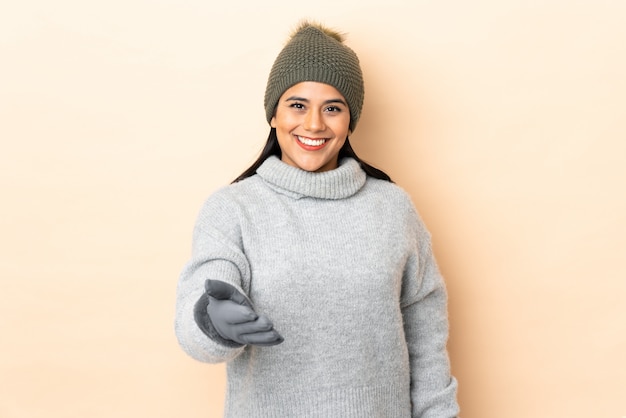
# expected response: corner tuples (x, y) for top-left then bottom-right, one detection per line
(270, 116), (277, 128)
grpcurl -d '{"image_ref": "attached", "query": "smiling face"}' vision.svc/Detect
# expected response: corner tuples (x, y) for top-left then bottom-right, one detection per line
(271, 81), (351, 173)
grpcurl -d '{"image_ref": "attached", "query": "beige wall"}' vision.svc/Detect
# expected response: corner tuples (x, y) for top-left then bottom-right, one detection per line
(1, 1), (625, 417)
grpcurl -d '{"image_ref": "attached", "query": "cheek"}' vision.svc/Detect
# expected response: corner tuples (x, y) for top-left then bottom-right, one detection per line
(273, 112), (298, 132)
(333, 117), (351, 137)
(274, 122), (295, 148)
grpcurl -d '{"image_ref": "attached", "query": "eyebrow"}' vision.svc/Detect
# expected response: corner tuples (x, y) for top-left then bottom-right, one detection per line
(285, 96), (348, 106)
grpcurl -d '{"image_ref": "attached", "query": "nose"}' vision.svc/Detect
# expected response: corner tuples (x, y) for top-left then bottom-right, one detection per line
(303, 109), (325, 132)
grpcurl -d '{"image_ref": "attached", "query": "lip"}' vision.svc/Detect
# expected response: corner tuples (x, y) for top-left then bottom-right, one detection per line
(294, 135), (330, 151)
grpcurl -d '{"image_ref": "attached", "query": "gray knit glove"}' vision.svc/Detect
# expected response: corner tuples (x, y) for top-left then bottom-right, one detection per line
(194, 280), (284, 348)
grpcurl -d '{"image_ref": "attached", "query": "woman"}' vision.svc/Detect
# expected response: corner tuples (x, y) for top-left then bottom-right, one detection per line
(175, 21), (459, 417)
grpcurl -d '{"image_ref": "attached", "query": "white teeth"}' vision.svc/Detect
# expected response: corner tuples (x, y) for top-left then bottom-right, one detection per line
(297, 136), (326, 146)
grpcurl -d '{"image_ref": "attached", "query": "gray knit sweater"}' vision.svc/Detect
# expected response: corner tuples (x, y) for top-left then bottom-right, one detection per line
(175, 156), (459, 417)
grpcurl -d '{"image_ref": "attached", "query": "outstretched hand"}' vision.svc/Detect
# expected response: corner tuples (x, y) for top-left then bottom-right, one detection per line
(205, 280), (284, 346)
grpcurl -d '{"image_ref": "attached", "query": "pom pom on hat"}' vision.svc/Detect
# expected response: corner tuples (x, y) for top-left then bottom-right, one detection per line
(264, 21), (365, 132)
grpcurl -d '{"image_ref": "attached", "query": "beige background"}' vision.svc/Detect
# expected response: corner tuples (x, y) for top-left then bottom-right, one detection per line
(1, 1), (625, 417)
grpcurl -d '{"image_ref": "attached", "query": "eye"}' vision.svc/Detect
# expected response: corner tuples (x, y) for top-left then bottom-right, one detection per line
(289, 102), (305, 110)
(325, 105), (343, 113)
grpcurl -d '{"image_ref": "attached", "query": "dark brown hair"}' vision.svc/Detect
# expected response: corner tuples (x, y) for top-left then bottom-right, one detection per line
(232, 129), (392, 183)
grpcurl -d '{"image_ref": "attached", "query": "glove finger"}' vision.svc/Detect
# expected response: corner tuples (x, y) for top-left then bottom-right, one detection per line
(228, 314), (275, 335)
(240, 329), (284, 346)
(208, 297), (258, 324)
(205, 280), (251, 307)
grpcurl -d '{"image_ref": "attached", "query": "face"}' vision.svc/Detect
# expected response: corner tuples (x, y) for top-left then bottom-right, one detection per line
(271, 81), (351, 173)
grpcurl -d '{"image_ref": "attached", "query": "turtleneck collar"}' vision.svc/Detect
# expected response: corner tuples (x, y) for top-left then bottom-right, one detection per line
(256, 156), (367, 200)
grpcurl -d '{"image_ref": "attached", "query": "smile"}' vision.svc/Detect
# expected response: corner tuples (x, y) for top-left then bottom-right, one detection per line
(297, 135), (328, 146)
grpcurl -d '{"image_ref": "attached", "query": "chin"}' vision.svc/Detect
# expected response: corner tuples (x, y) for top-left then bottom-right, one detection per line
(298, 163), (324, 172)
(298, 158), (335, 173)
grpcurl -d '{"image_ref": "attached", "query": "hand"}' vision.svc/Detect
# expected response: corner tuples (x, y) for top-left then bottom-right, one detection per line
(205, 280), (284, 346)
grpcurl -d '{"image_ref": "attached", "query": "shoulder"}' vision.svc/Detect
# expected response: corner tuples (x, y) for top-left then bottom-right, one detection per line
(363, 177), (432, 241)
(363, 177), (418, 213)
(195, 176), (264, 226)
(201, 176), (262, 207)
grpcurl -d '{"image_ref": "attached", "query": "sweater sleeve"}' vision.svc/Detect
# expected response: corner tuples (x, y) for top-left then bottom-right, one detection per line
(401, 210), (459, 417)
(174, 190), (250, 363)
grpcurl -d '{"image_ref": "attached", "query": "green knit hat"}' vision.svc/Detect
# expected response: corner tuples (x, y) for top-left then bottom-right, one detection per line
(264, 21), (365, 132)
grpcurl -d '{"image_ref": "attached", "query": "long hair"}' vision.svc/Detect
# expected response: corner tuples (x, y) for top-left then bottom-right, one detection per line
(232, 129), (392, 183)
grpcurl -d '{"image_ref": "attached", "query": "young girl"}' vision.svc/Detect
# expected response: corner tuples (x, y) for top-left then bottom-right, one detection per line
(175, 21), (459, 417)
